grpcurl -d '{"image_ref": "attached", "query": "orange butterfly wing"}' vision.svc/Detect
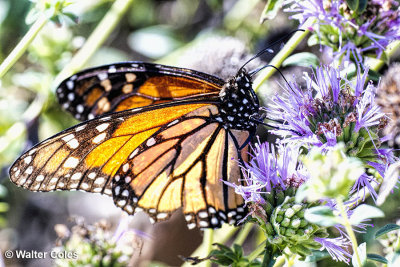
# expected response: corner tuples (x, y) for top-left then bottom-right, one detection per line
(57, 62), (224, 120)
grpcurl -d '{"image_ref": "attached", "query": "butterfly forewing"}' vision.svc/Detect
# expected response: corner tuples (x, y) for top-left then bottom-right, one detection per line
(57, 62), (224, 121)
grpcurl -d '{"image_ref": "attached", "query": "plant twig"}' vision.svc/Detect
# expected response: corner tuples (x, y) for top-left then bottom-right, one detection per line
(54, 0), (135, 86)
(0, 14), (48, 79)
(253, 17), (316, 93)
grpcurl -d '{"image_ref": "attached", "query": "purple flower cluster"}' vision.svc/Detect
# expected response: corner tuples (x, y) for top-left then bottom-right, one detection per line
(267, 66), (396, 201)
(284, 0), (400, 63)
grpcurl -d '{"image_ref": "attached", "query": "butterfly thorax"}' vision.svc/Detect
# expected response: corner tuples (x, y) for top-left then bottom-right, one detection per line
(217, 70), (259, 130)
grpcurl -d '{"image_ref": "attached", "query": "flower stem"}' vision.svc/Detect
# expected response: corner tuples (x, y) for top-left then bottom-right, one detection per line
(200, 229), (214, 267)
(253, 17), (316, 93)
(53, 0), (135, 86)
(336, 197), (361, 266)
(247, 241), (267, 262)
(233, 223), (253, 245)
(0, 14), (48, 79)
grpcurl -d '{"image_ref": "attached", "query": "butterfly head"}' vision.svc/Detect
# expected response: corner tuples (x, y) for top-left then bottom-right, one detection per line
(217, 69), (260, 130)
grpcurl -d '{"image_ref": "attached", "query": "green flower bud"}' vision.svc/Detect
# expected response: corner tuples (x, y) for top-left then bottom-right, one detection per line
(299, 143), (364, 201)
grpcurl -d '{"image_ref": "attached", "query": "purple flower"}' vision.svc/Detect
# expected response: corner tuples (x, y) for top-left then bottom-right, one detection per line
(314, 237), (352, 263)
(225, 141), (307, 205)
(284, 0), (400, 63)
(268, 65), (397, 201)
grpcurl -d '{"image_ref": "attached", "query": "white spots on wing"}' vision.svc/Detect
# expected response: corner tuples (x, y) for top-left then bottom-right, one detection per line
(93, 187), (102, 193)
(243, 99), (248, 104)
(64, 157), (79, 168)
(81, 183), (89, 190)
(100, 116), (111, 121)
(36, 175), (44, 182)
(96, 123), (110, 132)
(129, 148), (139, 159)
(62, 103), (70, 109)
(208, 207), (216, 214)
(227, 116), (234, 121)
(149, 218), (155, 224)
(146, 138), (156, 147)
(114, 186), (120, 195)
(58, 182), (65, 187)
(98, 72), (108, 81)
(71, 172), (82, 180)
(157, 213), (168, 220)
(227, 211), (236, 217)
(70, 183), (79, 189)
(185, 215), (192, 221)
(219, 211), (227, 220)
(114, 175), (120, 182)
(28, 149), (37, 155)
(104, 188), (112, 195)
(88, 172), (97, 179)
(76, 104), (84, 113)
(132, 197), (138, 203)
(94, 177), (105, 185)
(149, 208), (156, 214)
(92, 132), (107, 144)
(62, 134), (75, 142)
(199, 221), (209, 228)
(122, 163), (130, 173)
(131, 63), (139, 68)
(15, 169), (20, 177)
(66, 80), (74, 90)
(19, 178), (27, 184)
(25, 166), (33, 174)
(124, 176), (131, 183)
(70, 75), (77, 81)
(125, 205), (133, 213)
(67, 138), (79, 149)
(68, 93), (75, 101)
(33, 184), (40, 191)
(50, 177), (58, 184)
(88, 114), (95, 120)
(24, 156), (32, 164)
(134, 207), (142, 213)
(76, 125), (86, 132)
(122, 190), (129, 197)
(211, 217), (219, 225)
(187, 223), (196, 229)
(237, 207), (244, 213)
(167, 119), (179, 127)
(108, 65), (117, 73)
(198, 211), (208, 219)
(118, 200), (126, 206)
(125, 73), (136, 82)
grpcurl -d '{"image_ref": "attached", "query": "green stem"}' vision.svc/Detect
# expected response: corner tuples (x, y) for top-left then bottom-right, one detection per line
(199, 229), (214, 267)
(247, 241), (267, 262)
(337, 197), (361, 266)
(0, 14), (48, 79)
(253, 17), (316, 93)
(53, 0), (135, 86)
(233, 223), (253, 245)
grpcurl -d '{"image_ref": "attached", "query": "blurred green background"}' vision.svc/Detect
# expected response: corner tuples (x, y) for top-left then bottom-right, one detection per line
(0, 0), (398, 266)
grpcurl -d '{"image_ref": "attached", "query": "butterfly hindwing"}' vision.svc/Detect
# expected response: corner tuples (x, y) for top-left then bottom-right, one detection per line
(57, 62), (224, 121)
(111, 105), (249, 228)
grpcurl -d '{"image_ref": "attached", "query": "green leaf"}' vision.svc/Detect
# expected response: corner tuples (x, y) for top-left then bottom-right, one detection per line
(305, 250), (330, 262)
(282, 52), (319, 68)
(374, 224), (400, 239)
(352, 242), (367, 267)
(259, 0), (284, 23)
(304, 206), (338, 227)
(357, 0), (368, 13)
(367, 254), (388, 264)
(346, 0), (359, 11)
(349, 205), (384, 225)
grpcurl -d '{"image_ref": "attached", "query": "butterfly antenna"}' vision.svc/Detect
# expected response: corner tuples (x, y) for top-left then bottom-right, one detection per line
(249, 64), (296, 94)
(238, 29), (305, 73)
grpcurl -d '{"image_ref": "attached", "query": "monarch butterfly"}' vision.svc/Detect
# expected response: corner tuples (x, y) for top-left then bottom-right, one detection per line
(9, 60), (263, 229)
